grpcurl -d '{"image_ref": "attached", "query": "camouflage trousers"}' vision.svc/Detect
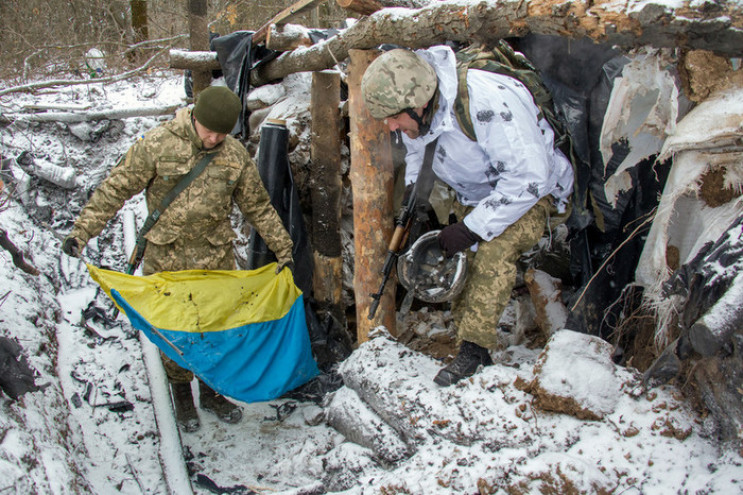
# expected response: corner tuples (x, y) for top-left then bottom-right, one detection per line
(142, 237), (236, 384)
(451, 196), (559, 350)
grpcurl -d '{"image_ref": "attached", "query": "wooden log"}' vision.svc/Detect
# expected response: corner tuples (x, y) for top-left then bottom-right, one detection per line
(325, 387), (413, 463)
(253, 0), (325, 45)
(251, 0), (743, 86)
(336, 0), (383, 16)
(348, 49), (396, 342)
(266, 23), (314, 52)
(310, 70), (345, 321)
(337, 0), (423, 15)
(188, 0), (211, 96)
(1, 104), (181, 124)
(169, 49), (220, 71)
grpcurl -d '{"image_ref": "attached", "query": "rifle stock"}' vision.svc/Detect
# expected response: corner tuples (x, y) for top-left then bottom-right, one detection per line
(367, 190), (417, 320)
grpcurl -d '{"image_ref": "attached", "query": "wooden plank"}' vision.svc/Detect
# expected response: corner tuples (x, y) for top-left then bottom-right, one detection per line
(253, 0), (325, 44)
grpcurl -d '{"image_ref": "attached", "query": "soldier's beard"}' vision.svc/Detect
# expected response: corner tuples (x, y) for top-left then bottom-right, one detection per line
(402, 128), (420, 139)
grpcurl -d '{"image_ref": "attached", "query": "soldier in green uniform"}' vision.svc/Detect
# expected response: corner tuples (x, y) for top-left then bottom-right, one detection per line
(63, 86), (294, 432)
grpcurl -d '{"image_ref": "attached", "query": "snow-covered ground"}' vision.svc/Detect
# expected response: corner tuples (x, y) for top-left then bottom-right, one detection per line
(1, 72), (742, 494)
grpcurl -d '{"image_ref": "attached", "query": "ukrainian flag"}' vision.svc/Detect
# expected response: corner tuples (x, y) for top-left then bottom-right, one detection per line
(87, 263), (319, 402)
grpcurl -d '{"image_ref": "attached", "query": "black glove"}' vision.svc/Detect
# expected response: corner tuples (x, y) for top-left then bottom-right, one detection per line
(276, 259), (295, 275)
(438, 222), (481, 258)
(62, 236), (81, 258)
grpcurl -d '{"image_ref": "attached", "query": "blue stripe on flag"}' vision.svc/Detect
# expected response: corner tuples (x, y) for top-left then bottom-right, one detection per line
(110, 289), (319, 402)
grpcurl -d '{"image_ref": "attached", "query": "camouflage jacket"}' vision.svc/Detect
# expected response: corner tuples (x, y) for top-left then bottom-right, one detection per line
(70, 108), (293, 267)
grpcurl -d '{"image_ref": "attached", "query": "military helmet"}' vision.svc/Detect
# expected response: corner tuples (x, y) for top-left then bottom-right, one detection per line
(397, 230), (468, 304)
(361, 49), (438, 119)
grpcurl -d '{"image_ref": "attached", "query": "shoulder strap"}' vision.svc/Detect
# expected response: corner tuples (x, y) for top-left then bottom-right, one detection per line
(414, 137), (439, 204)
(125, 152), (216, 274)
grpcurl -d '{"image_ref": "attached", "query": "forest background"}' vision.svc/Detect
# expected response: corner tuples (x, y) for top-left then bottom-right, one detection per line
(0, 0), (349, 83)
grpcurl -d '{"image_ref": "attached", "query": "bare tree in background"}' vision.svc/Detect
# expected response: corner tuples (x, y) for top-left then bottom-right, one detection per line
(189, 0), (211, 95)
(131, 0), (149, 43)
(0, 0), (349, 83)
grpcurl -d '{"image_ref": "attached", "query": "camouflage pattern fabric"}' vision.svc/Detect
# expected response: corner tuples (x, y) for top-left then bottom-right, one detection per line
(69, 108), (294, 383)
(161, 351), (195, 383)
(451, 195), (555, 350)
(70, 108), (293, 271)
(361, 49), (438, 119)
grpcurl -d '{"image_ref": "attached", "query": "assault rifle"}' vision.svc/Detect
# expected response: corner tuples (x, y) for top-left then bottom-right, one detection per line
(368, 187), (418, 320)
(367, 137), (439, 320)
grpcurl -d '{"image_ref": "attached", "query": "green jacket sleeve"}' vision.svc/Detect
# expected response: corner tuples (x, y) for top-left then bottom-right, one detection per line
(70, 139), (155, 246)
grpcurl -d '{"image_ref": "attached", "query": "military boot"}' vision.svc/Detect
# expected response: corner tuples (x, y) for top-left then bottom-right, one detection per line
(199, 380), (243, 424)
(434, 340), (493, 387)
(171, 382), (200, 433)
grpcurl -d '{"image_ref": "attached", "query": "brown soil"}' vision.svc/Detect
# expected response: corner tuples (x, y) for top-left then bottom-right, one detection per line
(699, 165), (740, 208)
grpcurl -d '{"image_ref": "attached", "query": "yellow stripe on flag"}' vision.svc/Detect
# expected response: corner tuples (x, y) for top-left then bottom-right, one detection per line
(87, 263), (301, 333)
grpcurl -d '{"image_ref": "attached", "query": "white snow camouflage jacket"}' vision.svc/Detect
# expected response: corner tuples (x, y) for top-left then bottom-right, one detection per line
(402, 45), (574, 242)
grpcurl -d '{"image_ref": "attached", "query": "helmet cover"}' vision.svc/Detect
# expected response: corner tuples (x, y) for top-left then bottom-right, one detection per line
(361, 49), (438, 119)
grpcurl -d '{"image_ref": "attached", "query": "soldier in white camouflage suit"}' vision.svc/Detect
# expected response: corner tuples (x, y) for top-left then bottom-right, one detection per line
(362, 47), (574, 386)
(63, 86), (294, 431)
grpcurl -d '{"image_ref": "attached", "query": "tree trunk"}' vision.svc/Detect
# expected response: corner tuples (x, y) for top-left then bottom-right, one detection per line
(188, 0), (211, 96)
(348, 49), (396, 342)
(310, 70), (345, 327)
(250, 0), (743, 86)
(130, 0), (149, 43)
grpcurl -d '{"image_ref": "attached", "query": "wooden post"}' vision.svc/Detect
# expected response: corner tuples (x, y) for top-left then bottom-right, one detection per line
(310, 70), (345, 327)
(188, 0), (211, 96)
(348, 49), (396, 343)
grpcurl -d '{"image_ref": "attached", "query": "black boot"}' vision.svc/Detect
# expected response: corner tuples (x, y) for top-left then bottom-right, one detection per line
(199, 380), (242, 424)
(171, 382), (200, 432)
(434, 340), (493, 387)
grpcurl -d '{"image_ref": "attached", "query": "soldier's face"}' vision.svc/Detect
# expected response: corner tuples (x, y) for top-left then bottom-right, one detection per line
(384, 105), (425, 139)
(194, 119), (228, 149)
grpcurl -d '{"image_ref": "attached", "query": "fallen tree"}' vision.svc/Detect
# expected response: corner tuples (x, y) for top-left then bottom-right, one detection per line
(0, 104), (181, 124)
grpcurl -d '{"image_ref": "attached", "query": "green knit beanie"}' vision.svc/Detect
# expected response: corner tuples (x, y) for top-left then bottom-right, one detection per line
(193, 86), (242, 134)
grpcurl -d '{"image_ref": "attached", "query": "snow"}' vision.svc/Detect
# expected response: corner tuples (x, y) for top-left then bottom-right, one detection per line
(1, 67), (742, 495)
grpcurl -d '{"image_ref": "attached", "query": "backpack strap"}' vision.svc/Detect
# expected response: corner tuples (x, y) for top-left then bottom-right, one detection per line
(125, 152), (217, 274)
(453, 41), (563, 146)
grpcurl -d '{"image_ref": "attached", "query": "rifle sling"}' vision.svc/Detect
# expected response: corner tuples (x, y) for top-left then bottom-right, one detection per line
(410, 137), (439, 224)
(126, 152), (216, 274)
(411, 137), (439, 202)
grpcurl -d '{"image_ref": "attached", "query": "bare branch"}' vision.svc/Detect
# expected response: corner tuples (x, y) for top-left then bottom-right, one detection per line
(0, 45), (173, 97)
(0, 229), (39, 276)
